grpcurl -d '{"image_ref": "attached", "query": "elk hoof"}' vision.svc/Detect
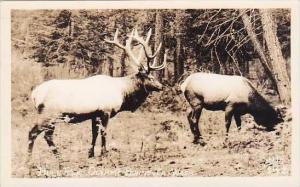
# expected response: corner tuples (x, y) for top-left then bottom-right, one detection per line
(88, 150), (94, 158)
(100, 150), (108, 156)
(222, 140), (231, 148)
(222, 142), (228, 148)
(193, 139), (206, 146)
(199, 141), (206, 146)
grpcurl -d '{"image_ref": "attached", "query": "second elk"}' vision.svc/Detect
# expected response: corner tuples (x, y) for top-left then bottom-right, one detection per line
(180, 73), (283, 145)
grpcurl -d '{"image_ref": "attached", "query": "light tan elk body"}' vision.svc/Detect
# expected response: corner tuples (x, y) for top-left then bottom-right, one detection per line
(181, 73), (283, 145)
(28, 28), (167, 160)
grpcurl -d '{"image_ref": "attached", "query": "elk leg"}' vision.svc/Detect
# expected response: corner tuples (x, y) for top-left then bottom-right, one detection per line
(224, 106), (234, 140)
(28, 124), (44, 162)
(188, 106), (205, 145)
(43, 122), (62, 169)
(27, 123), (45, 175)
(184, 90), (205, 145)
(99, 113), (109, 155)
(88, 118), (99, 158)
(43, 123), (59, 157)
(100, 128), (107, 155)
(234, 114), (242, 131)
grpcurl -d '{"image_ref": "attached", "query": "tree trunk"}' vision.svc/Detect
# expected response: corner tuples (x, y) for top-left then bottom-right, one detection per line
(175, 37), (184, 78)
(120, 51), (126, 76)
(154, 10), (164, 80)
(119, 14), (127, 76)
(108, 57), (114, 76)
(174, 11), (185, 82)
(240, 10), (279, 95)
(260, 9), (291, 104)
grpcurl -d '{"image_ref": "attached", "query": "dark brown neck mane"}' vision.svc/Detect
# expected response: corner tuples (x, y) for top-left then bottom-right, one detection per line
(118, 74), (149, 113)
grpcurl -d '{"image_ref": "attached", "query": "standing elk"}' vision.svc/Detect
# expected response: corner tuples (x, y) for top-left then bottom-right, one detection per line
(180, 72), (283, 145)
(28, 28), (167, 160)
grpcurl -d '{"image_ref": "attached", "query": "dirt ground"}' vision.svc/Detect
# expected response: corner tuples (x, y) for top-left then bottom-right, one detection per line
(11, 106), (292, 177)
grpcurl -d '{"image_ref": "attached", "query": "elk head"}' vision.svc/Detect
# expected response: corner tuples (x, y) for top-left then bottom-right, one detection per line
(104, 28), (167, 92)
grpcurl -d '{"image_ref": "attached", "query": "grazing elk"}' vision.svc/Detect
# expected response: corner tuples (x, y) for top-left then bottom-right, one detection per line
(180, 72), (283, 145)
(28, 28), (167, 160)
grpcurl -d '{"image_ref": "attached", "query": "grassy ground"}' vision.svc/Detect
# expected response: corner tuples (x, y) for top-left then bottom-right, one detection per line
(11, 52), (292, 177)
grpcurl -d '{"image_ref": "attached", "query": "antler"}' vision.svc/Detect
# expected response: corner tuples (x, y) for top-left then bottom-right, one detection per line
(104, 29), (146, 71)
(133, 29), (167, 73)
(104, 28), (167, 73)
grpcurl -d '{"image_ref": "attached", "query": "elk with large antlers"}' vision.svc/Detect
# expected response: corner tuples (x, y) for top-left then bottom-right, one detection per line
(28, 28), (167, 161)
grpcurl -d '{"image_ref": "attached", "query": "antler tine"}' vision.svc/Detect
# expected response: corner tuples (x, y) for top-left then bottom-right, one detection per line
(135, 28), (147, 62)
(149, 42), (162, 58)
(145, 42), (163, 73)
(114, 29), (119, 42)
(133, 29), (153, 60)
(127, 28), (147, 71)
(133, 28), (139, 39)
(134, 29), (162, 60)
(131, 28), (167, 73)
(104, 29), (126, 50)
(105, 28), (147, 71)
(125, 29), (135, 48)
(148, 51), (168, 71)
(145, 28), (152, 44)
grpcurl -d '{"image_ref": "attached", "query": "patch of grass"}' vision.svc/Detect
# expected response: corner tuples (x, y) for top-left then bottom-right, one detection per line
(11, 51), (44, 119)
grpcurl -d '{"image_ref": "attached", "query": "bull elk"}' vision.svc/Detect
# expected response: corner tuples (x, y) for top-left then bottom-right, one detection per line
(180, 73), (283, 145)
(28, 28), (167, 160)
